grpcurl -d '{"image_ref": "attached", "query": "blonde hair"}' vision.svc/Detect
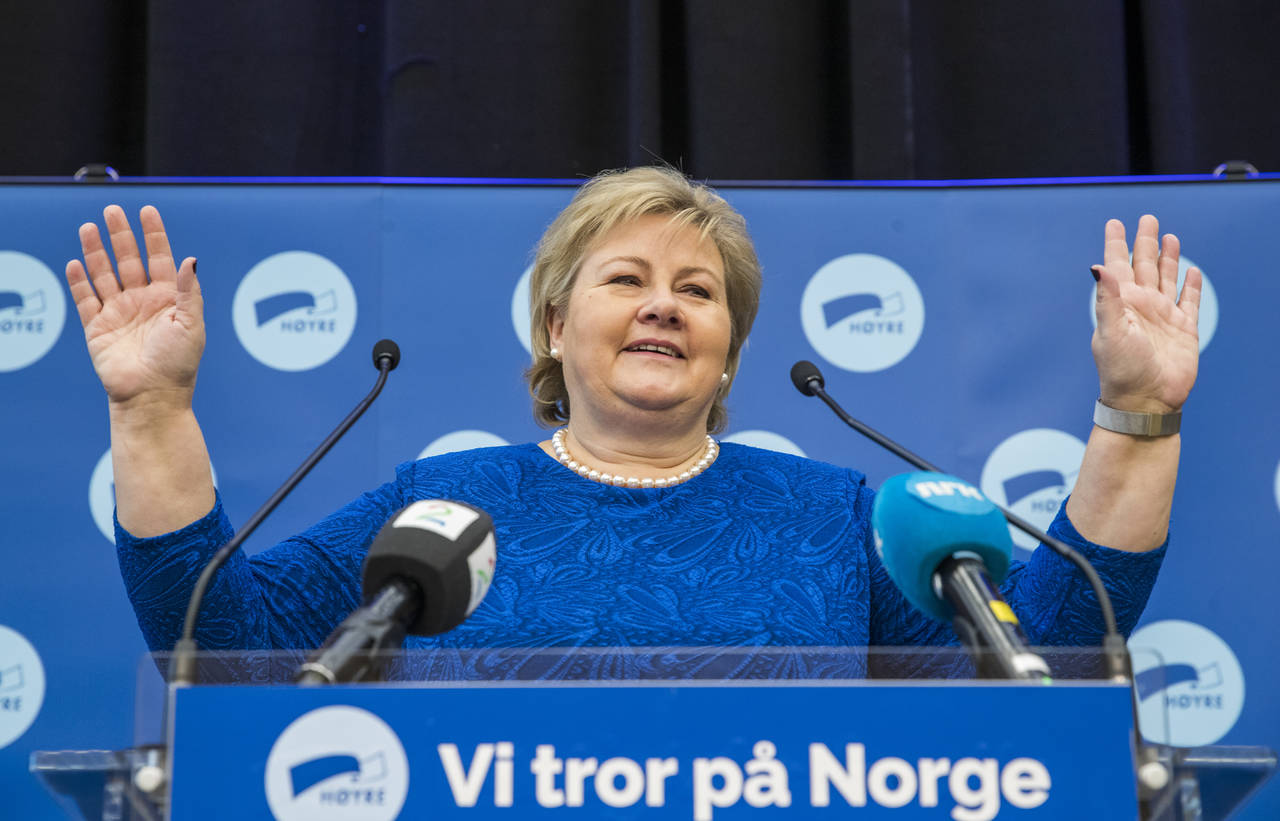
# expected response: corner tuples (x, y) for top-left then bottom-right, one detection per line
(526, 166), (762, 433)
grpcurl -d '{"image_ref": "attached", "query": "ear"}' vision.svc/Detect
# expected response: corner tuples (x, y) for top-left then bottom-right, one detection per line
(546, 304), (565, 352)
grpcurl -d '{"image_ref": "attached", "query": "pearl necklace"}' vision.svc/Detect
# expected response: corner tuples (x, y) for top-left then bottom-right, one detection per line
(551, 429), (719, 488)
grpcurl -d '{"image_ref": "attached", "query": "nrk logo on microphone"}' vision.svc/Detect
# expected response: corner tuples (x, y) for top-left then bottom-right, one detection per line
(979, 429), (1085, 554)
(800, 254), (924, 373)
(0, 251), (67, 372)
(232, 251), (358, 371)
(1089, 254), (1219, 353)
(394, 500), (497, 615)
(265, 705), (409, 821)
(0, 624), (46, 750)
(1128, 620), (1245, 746)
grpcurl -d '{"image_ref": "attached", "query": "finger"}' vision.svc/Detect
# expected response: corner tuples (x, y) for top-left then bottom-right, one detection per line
(139, 205), (177, 284)
(103, 205), (148, 289)
(1178, 266), (1203, 329)
(1131, 214), (1160, 289)
(64, 259), (102, 328)
(1102, 219), (1134, 284)
(1093, 260), (1125, 331)
(1157, 233), (1180, 300)
(78, 221), (121, 299)
(175, 256), (202, 316)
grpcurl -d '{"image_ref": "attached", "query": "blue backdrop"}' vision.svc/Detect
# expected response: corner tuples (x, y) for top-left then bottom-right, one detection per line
(1, 177), (1276, 818)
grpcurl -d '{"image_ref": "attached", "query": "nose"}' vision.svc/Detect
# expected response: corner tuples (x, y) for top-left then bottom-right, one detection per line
(638, 285), (682, 328)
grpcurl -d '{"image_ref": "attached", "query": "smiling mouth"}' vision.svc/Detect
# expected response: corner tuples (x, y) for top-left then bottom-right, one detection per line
(624, 343), (684, 358)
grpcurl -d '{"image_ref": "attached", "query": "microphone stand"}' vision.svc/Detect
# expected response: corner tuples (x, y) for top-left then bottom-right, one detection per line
(130, 342), (401, 810)
(790, 360), (1169, 812)
(170, 340), (400, 687)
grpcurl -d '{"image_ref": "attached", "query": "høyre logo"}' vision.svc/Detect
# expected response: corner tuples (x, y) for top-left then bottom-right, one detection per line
(979, 429), (1085, 554)
(88, 449), (115, 542)
(419, 430), (510, 460)
(722, 430), (807, 458)
(0, 251), (66, 372)
(1274, 457), (1279, 515)
(0, 624), (46, 749)
(1128, 620), (1244, 746)
(232, 251), (357, 371)
(1090, 254), (1218, 352)
(264, 705), (409, 821)
(800, 254), (924, 373)
(89, 448), (218, 543)
(511, 265), (533, 355)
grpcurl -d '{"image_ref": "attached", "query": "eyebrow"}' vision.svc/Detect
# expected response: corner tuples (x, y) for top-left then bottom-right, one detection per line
(597, 255), (720, 279)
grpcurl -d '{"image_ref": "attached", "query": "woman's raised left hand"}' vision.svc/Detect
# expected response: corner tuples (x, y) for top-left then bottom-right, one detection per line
(1091, 214), (1202, 413)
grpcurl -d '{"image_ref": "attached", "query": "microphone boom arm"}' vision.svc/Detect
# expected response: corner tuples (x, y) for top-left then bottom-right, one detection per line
(171, 340), (401, 686)
(792, 362), (1122, 664)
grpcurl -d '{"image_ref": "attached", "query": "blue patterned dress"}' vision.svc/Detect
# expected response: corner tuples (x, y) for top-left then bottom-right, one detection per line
(116, 443), (1164, 663)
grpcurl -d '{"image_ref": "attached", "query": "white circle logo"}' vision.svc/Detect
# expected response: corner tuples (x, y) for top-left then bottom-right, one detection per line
(1274, 457), (1280, 515)
(0, 251), (67, 372)
(418, 430), (510, 460)
(800, 254), (925, 373)
(980, 429), (1085, 554)
(1090, 254), (1218, 352)
(89, 448), (218, 543)
(511, 265), (533, 355)
(232, 252), (358, 371)
(722, 429), (807, 458)
(264, 705), (409, 821)
(0, 624), (46, 749)
(1129, 620), (1245, 746)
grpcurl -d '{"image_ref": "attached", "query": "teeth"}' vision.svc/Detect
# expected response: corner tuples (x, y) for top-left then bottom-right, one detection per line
(628, 344), (680, 357)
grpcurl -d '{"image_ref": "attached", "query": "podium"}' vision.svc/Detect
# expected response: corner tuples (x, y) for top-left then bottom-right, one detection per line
(31, 647), (1276, 820)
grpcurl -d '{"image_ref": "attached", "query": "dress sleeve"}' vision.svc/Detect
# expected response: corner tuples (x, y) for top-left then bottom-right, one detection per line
(1001, 498), (1166, 644)
(865, 484), (1166, 648)
(115, 467), (412, 652)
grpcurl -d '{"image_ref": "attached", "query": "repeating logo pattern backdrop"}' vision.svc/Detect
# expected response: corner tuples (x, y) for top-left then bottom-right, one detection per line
(1, 180), (1277, 818)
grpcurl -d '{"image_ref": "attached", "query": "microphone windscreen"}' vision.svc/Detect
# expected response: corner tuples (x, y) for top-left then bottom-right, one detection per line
(372, 338), (401, 371)
(790, 360), (824, 395)
(363, 500), (496, 635)
(871, 472), (1013, 622)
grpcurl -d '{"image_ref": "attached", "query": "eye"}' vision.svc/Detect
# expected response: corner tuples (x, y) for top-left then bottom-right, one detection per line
(682, 284), (712, 299)
(608, 274), (641, 286)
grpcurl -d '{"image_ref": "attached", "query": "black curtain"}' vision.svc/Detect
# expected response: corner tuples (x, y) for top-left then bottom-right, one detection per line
(3, 0), (1276, 179)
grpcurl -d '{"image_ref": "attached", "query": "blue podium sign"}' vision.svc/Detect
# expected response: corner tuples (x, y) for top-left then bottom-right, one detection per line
(171, 681), (1137, 820)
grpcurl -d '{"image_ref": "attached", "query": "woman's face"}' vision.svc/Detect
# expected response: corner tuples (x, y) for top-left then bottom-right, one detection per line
(548, 214), (732, 427)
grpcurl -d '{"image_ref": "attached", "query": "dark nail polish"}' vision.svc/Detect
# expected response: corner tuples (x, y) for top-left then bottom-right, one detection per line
(1090, 266), (1101, 282)
(192, 259), (198, 275)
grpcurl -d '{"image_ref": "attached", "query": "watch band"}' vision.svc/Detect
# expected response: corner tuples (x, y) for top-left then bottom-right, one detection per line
(1093, 400), (1181, 437)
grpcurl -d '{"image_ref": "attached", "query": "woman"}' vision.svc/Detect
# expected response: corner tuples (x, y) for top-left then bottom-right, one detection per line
(65, 167), (1199, 655)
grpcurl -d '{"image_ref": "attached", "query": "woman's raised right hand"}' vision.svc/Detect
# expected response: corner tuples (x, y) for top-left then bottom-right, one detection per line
(65, 205), (204, 409)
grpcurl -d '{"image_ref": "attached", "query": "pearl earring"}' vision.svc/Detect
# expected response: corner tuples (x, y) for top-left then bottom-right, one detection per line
(721, 372), (729, 385)
(550, 347), (561, 361)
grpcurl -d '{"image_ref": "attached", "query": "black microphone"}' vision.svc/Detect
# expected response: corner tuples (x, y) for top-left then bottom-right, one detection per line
(297, 499), (497, 685)
(372, 338), (401, 371)
(872, 472), (1050, 680)
(791, 360), (944, 474)
(170, 339), (402, 686)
